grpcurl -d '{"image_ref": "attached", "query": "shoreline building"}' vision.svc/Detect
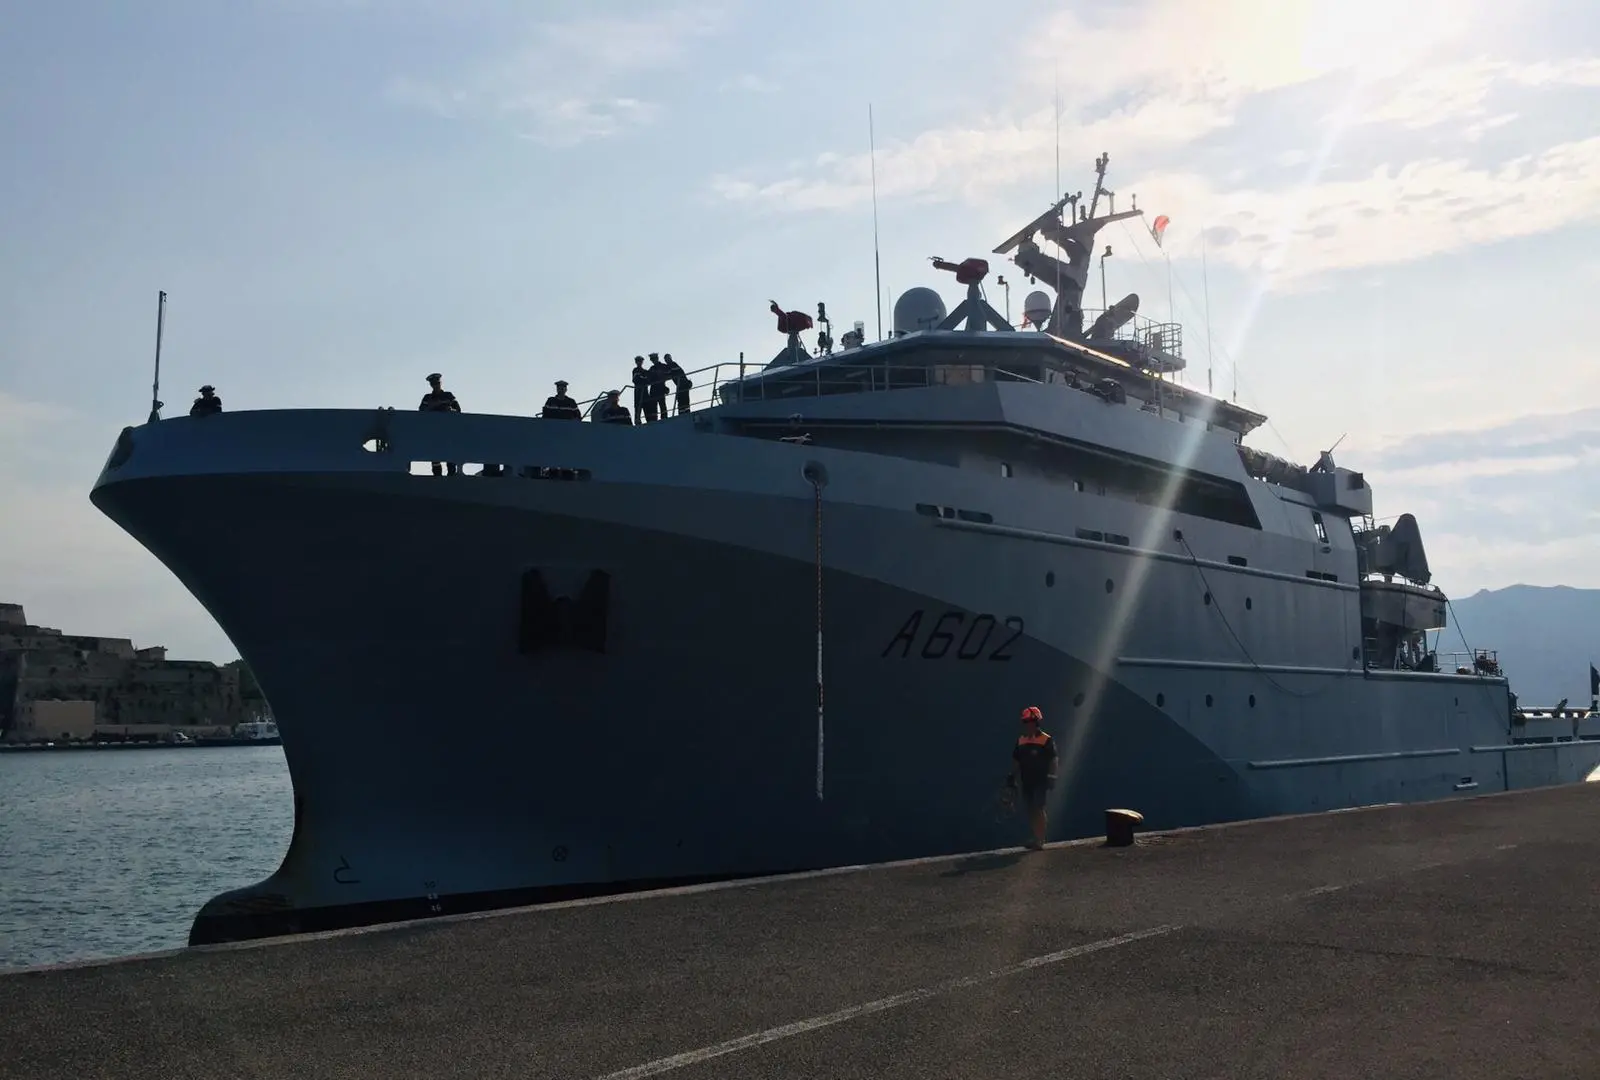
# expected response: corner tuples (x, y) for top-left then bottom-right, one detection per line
(0, 603), (250, 743)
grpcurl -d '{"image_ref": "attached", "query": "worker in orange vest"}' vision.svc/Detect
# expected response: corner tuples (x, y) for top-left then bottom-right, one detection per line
(1006, 705), (1058, 850)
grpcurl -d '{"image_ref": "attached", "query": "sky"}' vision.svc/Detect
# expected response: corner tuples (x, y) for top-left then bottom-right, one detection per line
(2, 0), (1598, 662)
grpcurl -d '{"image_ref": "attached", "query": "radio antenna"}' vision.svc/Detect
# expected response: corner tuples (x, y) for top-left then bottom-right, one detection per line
(1054, 69), (1061, 200)
(1201, 227), (1216, 398)
(870, 103), (883, 342)
(1053, 72), (1063, 329)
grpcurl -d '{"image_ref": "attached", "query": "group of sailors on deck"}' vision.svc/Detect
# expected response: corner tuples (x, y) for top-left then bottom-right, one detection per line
(628, 353), (692, 423)
(182, 356), (695, 442)
(537, 353), (693, 425)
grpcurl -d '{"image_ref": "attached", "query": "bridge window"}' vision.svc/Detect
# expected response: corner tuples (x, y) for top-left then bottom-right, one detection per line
(934, 365), (986, 385)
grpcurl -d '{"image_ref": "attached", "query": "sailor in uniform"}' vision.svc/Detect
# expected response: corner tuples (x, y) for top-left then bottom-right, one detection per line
(630, 357), (650, 423)
(662, 354), (692, 416)
(190, 385), (222, 417)
(541, 380), (582, 420)
(597, 389), (632, 424)
(419, 372), (461, 476)
(646, 353), (669, 421)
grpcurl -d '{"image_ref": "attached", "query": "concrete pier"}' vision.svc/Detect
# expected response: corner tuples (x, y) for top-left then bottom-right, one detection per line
(5, 784), (1599, 1079)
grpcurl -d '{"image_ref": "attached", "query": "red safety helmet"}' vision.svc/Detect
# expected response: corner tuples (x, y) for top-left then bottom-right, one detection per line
(1020, 706), (1043, 723)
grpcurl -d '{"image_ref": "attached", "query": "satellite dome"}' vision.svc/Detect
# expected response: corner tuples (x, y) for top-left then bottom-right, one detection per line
(892, 287), (947, 335)
(1023, 290), (1052, 329)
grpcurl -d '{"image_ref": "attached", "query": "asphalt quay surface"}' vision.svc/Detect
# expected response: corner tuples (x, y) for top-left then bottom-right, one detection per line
(5, 783), (1600, 1079)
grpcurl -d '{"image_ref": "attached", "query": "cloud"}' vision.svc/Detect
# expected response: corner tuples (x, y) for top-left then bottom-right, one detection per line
(1017, 0), (1476, 112)
(718, 73), (779, 95)
(1364, 407), (1600, 592)
(711, 95), (1236, 213)
(710, 58), (1599, 217)
(1132, 135), (1600, 285)
(1371, 407), (1600, 474)
(0, 392), (73, 437)
(515, 97), (660, 146)
(1345, 57), (1600, 132)
(714, 128), (1600, 287)
(385, 6), (728, 145)
(708, 0), (1599, 284)
(1369, 406), (1600, 558)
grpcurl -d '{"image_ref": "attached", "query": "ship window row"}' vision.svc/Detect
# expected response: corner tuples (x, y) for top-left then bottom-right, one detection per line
(1075, 528), (1131, 547)
(1152, 692), (1258, 710)
(764, 424), (1262, 531)
(1002, 438), (1260, 529)
(914, 503), (994, 524)
(408, 462), (592, 480)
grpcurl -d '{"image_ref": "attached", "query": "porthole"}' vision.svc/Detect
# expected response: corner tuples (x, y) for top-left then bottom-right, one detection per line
(1245, 597), (1253, 610)
(1072, 692), (1085, 707)
(1249, 694), (1256, 707)
(1156, 693), (1165, 707)
(1203, 592), (1212, 606)
(1205, 694), (1214, 707)
(1045, 571), (1055, 587)
(1104, 578), (1114, 594)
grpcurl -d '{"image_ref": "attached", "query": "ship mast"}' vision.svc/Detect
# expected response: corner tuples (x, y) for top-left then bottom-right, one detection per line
(992, 153), (1142, 339)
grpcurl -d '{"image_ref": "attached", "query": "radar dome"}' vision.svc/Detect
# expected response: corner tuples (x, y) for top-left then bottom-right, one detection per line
(1023, 290), (1052, 329)
(892, 287), (947, 335)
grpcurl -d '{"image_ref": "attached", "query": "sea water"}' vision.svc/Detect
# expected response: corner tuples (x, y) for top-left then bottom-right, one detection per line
(0, 746), (293, 970)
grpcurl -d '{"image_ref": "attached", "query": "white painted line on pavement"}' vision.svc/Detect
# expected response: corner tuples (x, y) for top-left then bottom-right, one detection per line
(1301, 883), (1349, 897)
(591, 925), (1181, 1080)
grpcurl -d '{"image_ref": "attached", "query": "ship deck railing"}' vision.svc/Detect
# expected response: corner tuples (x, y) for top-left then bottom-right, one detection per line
(1356, 573), (1445, 593)
(1073, 308), (1185, 363)
(573, 358), (1059, 419)
(1435, 649), (1503, 676)
(1362, 645), (1504, 677)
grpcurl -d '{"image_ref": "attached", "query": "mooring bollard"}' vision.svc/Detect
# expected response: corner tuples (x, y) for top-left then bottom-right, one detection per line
(1105, 808), (1144, 847)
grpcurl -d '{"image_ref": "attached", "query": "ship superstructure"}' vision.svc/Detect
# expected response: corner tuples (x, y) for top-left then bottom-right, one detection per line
(90, 154), (1600, 946)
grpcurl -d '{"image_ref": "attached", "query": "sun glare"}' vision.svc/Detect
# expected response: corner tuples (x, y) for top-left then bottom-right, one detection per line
(1298, 0), (1473, 81)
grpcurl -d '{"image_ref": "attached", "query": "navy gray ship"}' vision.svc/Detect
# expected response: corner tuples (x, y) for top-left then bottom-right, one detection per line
(90, 153), (1600, 945)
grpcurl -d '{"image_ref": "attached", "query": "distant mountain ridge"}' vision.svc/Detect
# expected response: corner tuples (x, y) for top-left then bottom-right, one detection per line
(1445, 585), (1599, 706)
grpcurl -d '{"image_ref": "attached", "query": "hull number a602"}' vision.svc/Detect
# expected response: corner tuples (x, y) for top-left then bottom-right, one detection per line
(881, 610), (1024, 661)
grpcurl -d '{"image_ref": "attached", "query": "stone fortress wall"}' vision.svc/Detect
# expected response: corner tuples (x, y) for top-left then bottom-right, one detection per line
(0, 602), (259, 742)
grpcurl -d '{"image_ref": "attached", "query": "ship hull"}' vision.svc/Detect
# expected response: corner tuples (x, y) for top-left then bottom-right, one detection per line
(89, 415), (1600, 944)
